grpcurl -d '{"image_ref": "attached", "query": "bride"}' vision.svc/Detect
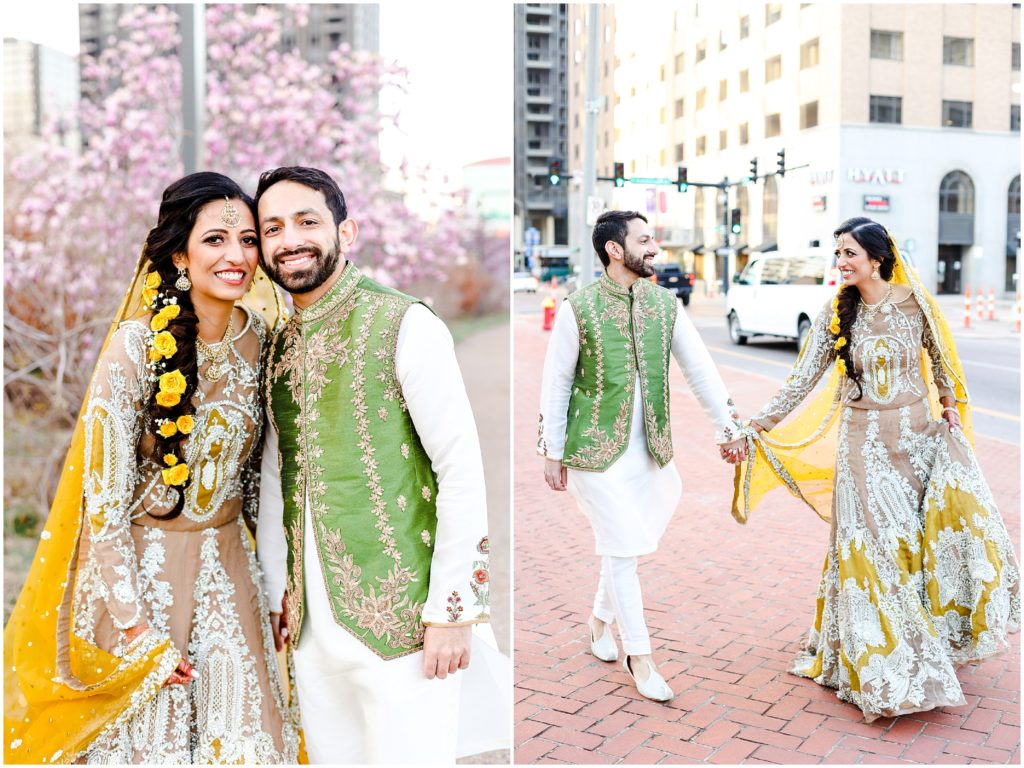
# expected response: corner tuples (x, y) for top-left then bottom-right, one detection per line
(4, 172), (299, 762)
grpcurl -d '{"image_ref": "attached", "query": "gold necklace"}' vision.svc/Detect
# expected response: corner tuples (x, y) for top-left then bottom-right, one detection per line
(859, 283), (893, 322)
(196, 315), (235, 382)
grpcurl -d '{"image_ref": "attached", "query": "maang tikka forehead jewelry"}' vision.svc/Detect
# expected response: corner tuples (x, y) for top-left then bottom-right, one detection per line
(220, 196), (241, 228)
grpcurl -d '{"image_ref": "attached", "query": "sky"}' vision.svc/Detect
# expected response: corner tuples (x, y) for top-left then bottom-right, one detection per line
(4, 2), (511, 192)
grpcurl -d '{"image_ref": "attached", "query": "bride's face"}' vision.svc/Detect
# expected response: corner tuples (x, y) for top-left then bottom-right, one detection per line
(174, 199), (259, 304)
(834, 233), (881, 289)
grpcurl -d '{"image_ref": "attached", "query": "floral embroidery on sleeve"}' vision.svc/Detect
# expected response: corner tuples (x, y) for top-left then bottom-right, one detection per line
(446, 590), (463, 622)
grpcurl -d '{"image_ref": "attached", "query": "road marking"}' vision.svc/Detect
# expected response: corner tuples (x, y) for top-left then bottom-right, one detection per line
(971, 405), (1020, 421)
(960, 359), (1021, 373)
(707, 345), (794, 371)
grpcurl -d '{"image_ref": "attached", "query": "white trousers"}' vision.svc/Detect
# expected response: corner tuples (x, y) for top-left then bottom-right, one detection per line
(592, 555), (651, 656)
(293, 507), (462, 764)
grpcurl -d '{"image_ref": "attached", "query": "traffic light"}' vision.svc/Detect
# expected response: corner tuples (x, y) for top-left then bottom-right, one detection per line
(676, 166), (688, 192)
(614, 162), (626, 188)
(776, 148), (786, 177)
(748, 157), (758, 183)
(548, 159), (561, 186)
(730, 208), (742, 235)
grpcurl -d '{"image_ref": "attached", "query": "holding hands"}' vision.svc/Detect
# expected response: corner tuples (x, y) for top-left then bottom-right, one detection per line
(718, 437), (747, 465)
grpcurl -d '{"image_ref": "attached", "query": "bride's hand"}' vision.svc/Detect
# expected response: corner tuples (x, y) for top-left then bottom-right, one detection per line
(165, 657), (198, 686)
(719, 437), (747, 464)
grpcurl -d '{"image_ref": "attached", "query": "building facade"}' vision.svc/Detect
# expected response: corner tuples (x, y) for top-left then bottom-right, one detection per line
(514, 3), (570, 251)
(3, 39), (80, 150)
(591, 2), (1020, 294)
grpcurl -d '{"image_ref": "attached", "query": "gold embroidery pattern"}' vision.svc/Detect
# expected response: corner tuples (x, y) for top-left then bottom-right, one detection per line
(633, 281), (675, 466)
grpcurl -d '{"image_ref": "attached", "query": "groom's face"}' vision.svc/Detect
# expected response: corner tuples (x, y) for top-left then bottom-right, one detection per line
(258, 180), (342, 294)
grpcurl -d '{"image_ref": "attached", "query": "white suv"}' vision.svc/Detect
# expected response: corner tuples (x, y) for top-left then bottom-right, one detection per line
(726, 251), (840, 349)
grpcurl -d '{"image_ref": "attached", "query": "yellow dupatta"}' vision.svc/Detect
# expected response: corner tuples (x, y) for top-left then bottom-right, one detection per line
(731, 241), (972, 525)
(3, 250), (286, 764)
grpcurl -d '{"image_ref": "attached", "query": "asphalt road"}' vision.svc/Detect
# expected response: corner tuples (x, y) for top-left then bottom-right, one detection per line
(515, 288), (1021, 444)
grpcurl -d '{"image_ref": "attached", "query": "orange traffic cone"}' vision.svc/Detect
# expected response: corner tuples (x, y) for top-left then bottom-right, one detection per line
(963, 285), (971, 329)
(542, 296), (556, 331)
(988, 286), (996, 321)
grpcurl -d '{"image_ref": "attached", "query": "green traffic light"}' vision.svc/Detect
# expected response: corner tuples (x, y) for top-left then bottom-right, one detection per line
(731, 224), (741, 234)
(550, 175), (561, 185)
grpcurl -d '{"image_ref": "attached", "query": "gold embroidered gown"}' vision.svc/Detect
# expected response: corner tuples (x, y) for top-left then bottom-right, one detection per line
(752, 291), (1020, 721)
(74, 306), (299, 763)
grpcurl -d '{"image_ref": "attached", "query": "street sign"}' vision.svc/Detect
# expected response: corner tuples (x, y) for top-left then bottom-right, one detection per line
(585, 196), (605, 226)
(629, 176), (674, 185)
(863, 194), (891, 212)
(645, 188), (656, 213)
(812, 195), (827, 211)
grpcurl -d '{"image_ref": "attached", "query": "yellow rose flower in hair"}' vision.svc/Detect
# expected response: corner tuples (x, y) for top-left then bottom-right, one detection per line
(828, 316), (841, 335)
(163, 453), (178, 466)
(836, 358), (847, 376)
(834, 336), (847, 351)
(159, 370), (187, 395)
(142, 287), (158, 309)
(145, 271), (162, 290)
(155, 391), (181, 408)
(148, 348), (162, 363)
(162, 464), (189, 486)
(176, 415), (195, 434)
(151, 313), (169, 332)
(158, 304), (181, 321)
(158, 421), (178, 438)
(152, 331), (177, 359)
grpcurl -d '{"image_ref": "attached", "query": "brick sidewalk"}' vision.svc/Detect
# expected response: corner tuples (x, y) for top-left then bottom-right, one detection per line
(513, 312), (1020, 765)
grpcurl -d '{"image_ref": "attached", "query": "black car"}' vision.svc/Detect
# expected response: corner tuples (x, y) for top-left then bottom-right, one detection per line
(653, 262), (695, 305)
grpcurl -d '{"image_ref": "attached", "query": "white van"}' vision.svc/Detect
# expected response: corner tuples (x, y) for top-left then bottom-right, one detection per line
(726, 251), (840, 349)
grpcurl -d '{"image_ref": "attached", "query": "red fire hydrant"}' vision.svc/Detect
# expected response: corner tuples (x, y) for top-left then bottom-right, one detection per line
(542, 296), (556, 331)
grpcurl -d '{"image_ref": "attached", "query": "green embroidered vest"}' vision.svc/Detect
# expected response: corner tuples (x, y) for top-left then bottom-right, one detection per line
(266, 262), (439, 659)
(563, 273), (678, 471)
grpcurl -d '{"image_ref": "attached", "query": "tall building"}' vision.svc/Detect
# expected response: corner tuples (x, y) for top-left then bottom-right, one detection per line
(3, 39), (80, 150)
(592, 2), (1020, 294)
(514, 3), (569, 251)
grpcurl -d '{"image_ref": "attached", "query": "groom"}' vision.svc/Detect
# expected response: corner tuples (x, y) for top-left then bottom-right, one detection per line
(253, 166), (491, 763)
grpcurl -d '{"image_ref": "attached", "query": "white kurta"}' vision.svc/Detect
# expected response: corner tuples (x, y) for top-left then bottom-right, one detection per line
(539, 297), (738, 557)
(257, 304), (509, 763)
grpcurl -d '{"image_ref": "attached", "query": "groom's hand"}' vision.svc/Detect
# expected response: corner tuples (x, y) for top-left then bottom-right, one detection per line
(270, 596), (289, 652)
(718, 437), (747, 464)
(422, 625), (472, 680)
(544, 458), (567, 491)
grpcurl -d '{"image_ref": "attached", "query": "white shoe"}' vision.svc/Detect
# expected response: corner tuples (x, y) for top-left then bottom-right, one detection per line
(589, 618), (618, 662)
(623, 655), (674, 702)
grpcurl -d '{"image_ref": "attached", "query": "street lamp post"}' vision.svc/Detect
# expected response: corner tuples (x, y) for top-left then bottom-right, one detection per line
(579, 4), (600, 290)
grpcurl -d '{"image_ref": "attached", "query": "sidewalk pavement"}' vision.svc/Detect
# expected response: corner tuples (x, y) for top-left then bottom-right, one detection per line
(513, 312), (1020, 765)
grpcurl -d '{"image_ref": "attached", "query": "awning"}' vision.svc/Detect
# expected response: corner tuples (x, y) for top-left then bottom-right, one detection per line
(733, 242), (749, 254)
(686, 243), (706, 254)
(747, 242), (777, 253)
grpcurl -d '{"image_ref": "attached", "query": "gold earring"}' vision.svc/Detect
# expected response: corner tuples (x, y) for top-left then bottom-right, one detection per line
(175, 265), (192, 291)
(871, 266), (880, 280)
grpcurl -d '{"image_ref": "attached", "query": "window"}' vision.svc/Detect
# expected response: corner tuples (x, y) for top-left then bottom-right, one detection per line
(674, 98), (685, 118)
(800, 100), (819, 129)
(696, 40), (706, 63)
(696, 87), (706, 110)
(765, 55), (782, 82)
(739, 122), (749, 145)
(660, 65), (666, 82)
(1009, 176), (1020, 215)
(739, 69), (750, 92)
(604, 131), (609, 147)
(765, 3), (782, 25)
(943, 37), (974, 66)
(942, 100), (973, 128)
(659, 106), (666, 124)
(765, 113), (781, 137)
(719, 31), (727, 51)
(719, 129), (728, 150)
(719, 78), (728, 101)
(939, 170), (974, 214)
(1013, 104), (1021, 132)
(675, 52), (685, 73)
(870, 30), (903, 60)
(675, 143), (685, 162)
(870, 95), (902, 124)
(696, 136), (706, 156)
(659, 149), (666, 165)
(1014, 43), (1021, 71)
(800, 38), (820, 69)
(739, 15), (750, 39)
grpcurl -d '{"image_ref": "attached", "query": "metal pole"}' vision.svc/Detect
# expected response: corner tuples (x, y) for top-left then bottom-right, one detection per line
(178, 4), (206, 174)
(720, 179), (730, 295)
(579, 4), (600, 289)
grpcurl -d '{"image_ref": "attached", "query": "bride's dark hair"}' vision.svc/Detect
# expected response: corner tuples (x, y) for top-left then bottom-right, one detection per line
(142, 172), (255, 519)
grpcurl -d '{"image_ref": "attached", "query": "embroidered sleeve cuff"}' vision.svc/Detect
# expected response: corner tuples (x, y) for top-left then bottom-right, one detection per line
(422, 616), (491, 628)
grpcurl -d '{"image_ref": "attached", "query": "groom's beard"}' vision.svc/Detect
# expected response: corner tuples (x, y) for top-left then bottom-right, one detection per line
(264, 237), (341, 294)
(623, 245), (656, 278)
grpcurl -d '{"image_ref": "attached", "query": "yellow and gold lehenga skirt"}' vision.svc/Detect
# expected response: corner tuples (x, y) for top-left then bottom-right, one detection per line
(792, 400), (1020, 721)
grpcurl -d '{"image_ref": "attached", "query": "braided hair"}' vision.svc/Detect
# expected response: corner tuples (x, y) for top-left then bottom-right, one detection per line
(141, 172), (255, 519)
(832, 217), (897, 400)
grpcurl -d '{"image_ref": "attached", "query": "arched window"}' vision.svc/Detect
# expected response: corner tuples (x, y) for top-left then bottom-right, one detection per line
(1009, 175), (1021, 215)
(763, 175), (778, 242)
(939, 170), (975, 214)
